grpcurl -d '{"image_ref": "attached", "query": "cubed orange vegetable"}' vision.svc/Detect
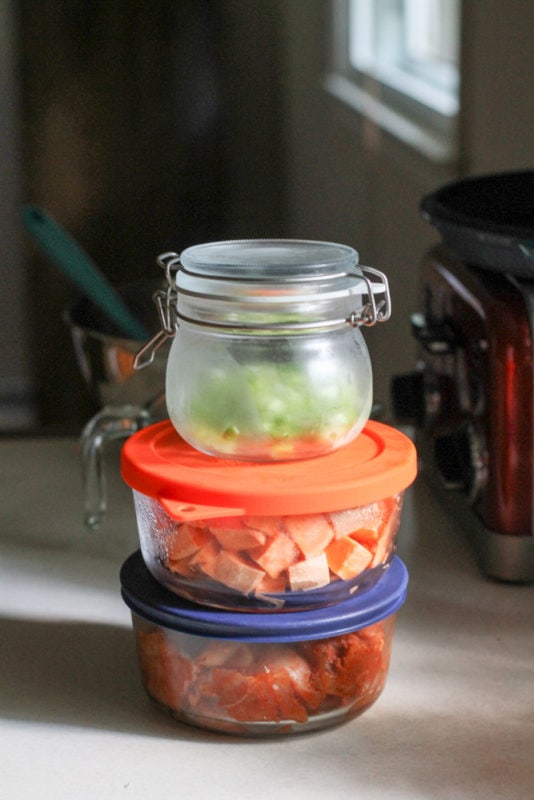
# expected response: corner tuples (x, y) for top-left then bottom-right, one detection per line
(244, 516), (284, 538)
(371, 497), (401, 566)
(190, 537), (220, 568)
(201, 549), (266, 594)
(167, 523), (208, 561)
(254, 573), (288, 595)
(350, 528), (379, 552)
(326, 536), (372, 580)
(252, 533), (300, 579)
(166, 555), (196, 577)
(328, 504), (381, 539)
(288, 553), (330, 591)
(284, 514), (334, 558)
(210, 523), (266, 552)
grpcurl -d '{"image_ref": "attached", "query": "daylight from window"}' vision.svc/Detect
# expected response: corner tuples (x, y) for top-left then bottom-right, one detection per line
(350, 0), (460, 116)
(327, 0), (461, 161)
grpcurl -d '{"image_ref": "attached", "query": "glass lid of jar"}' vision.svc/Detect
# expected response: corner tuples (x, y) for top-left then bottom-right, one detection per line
(179, 239), (358, 281)
(177, 240), (371, 305)
(133, 240), (391, 369)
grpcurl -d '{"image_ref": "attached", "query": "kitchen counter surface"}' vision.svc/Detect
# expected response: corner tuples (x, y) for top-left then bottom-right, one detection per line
(1, 435), (533, 800)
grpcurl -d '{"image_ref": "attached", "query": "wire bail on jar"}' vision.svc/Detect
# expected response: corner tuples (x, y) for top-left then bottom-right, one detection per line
(134, 250), (391, 370)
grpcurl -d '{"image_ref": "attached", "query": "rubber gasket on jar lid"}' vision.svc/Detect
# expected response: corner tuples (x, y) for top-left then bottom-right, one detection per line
(120, 419), (417, 519)
(120, 552), (409, 643)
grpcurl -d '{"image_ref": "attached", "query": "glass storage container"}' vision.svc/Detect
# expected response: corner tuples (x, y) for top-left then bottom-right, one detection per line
(135, 240), (391, 461)
(120, 551), (409, 737)
(121, 419), (416, 611)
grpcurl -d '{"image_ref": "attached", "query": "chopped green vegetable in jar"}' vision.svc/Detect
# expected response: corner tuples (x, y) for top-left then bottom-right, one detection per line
(179, 360), (370, 458)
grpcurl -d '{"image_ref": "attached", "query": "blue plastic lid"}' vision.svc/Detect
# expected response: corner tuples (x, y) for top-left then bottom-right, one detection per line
(120, 552), (408, 643)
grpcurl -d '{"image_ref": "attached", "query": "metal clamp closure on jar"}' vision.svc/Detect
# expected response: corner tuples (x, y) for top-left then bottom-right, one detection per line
(134, 241), (391, 369)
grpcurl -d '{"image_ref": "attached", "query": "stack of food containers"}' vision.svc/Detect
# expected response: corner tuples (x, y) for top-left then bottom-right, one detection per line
(119, 240), (417, 736)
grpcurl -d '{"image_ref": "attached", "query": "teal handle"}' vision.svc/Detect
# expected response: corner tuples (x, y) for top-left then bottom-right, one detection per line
(519, 242), (534, 263)
(22, 205), (149, 341)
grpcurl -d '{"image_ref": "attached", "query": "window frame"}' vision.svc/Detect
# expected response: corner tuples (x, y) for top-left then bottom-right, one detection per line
(325, 0), (461, 164)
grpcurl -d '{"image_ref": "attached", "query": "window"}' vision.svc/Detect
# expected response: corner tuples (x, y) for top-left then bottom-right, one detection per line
(326, 0), (461, 162)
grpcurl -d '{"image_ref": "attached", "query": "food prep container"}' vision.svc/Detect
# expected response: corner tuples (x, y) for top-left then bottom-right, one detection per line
(134, 240), (391, 461)
(121, 419), (416, 611)
(120, 550), (409, 736)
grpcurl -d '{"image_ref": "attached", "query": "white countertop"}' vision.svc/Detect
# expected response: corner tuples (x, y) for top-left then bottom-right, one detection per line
(1, 435), (533, 800)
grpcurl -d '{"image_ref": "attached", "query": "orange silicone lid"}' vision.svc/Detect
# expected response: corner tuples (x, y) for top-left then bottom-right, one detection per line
(121, 420), (417, 521)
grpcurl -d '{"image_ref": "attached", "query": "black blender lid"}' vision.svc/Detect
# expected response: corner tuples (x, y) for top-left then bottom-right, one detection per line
(120, 552), (408, 643)
(421, 171), (534, 235)
(420, 171), (534, 277)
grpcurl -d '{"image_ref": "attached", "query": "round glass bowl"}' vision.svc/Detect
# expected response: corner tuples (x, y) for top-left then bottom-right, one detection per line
(120, 551), (409, 737)
(121, 419), (416, 611)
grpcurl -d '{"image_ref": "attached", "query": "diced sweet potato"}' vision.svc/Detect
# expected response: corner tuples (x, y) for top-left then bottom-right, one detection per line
(326, 536), (372, 580)
(252, 533), (300, 579)
(201, 549), (266, 594)
(244, 516), (284, 538)
(328, 504), (381, 539)
(284, 514), (334, 558)
(288, 553), (330, 591)
(190, 537), (220, 567)
(167, 523), (209, 561)
(371, 497), (401, 566)
(166, 555), (196, 577)
(350, 528), (379, 552)
(157, 498), (402, 599)
(210, 524), (266, 552)
(254, 573), (288, 595)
